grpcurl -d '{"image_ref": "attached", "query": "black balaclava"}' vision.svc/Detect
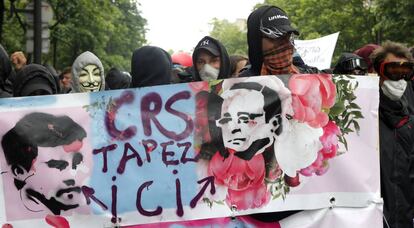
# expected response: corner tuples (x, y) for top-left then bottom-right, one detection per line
(246, 5), (299, 76)
(106, 67), (131, 90)
(13, 64), (58, 97)
(130, 46), (172, 88)
(192, 36), (230, 81)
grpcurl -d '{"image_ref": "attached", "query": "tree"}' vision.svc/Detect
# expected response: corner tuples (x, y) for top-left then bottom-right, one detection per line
(209, 18), (247, 56)
(260, 0), (378, 64)
(1, 0), (147, 71)
(374, 0), (414, 46)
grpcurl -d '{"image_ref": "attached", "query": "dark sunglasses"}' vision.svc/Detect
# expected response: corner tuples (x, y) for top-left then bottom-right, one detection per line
(380, 61), (414, 81)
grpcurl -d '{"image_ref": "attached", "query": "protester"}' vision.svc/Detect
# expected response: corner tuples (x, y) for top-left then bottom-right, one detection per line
(71, 51), (105, 93)
(0, 44), (14, 97)
(354, 44), (380, 74)
(192, 36), (230, 81)
(240, 5), (318, 77)
(13, 64), (59, 97)
(59, 67), (73, 93)
(371, 41), (414, 228)
(229, 55), (248, 77)
(105, 67), (131, 90)
(130, 46), (172, 88)
(333, 53), (368, 75)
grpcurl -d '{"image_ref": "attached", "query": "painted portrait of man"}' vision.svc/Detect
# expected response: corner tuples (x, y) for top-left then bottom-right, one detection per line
(215, 81), (284, 160)
(1, 112), (88, 216)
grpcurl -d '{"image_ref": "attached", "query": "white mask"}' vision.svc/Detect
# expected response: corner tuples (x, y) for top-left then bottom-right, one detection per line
(78, 64), (102, 92)
(199, 64), (219, 81)
(381, 79), (407, 101)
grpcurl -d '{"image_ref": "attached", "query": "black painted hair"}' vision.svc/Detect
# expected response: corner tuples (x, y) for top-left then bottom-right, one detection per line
(230, 82), (283, 135)
(1, 112), (87, 172)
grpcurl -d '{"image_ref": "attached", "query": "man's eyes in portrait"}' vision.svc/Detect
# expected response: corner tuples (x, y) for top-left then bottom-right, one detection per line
(218, 113), (232, 125)
(45, 160), (69, 171)
(237, 112), (263, 124)
(45, 152), (83, 171)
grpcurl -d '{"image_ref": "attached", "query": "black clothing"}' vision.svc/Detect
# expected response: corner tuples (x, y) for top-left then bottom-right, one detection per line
(106, 68), (131, 90)
(380, 84), (414, 228)
(13, 64), (59, 97)
(131, 46), (172, 88)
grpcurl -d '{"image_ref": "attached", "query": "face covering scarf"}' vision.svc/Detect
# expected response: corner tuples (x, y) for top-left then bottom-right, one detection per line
(199, 64), (220, 81)
(261, 42), (298, 75)
(381, 79), (407, 101)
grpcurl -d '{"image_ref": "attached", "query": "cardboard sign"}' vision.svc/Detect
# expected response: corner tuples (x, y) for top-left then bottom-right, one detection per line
(0, 75), (380, 227)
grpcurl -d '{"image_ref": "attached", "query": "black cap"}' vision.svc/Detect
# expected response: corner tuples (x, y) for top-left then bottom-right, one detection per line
(195, 37), (220, 57)
(260, 6), (299, 39)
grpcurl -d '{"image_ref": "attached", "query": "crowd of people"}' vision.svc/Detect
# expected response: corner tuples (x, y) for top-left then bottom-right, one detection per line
(0, 4), (413, 228)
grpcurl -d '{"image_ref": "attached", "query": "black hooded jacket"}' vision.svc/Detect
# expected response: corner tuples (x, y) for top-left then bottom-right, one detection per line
(106, 67), (131, 90)
(13, 64), (59, 97)
(192, 36), (230, 81)
(0, 44), (14, 97)
(379, 83), (414, 228)
(130, 46), (172, 88)
(239, 6), (319, 77)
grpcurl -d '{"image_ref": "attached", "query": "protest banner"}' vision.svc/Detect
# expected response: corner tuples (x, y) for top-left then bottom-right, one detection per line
(295, 32), (340, 70)
(0, 75), (380, 228)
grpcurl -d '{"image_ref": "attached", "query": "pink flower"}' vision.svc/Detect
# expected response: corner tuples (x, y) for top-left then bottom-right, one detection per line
(226, 183), (270, 210)
(285, 173), (300, 187)
(208, 151), (270, 210)
(45, 215), (70, 228)
(319, 121), (340, 159)
(289, 74), (336, 128)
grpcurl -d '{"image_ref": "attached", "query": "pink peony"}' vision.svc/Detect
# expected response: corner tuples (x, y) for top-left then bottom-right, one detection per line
(289, 74), (336, 128)
(226, 183), (270, 210)
(208, 151), (270, 210)
(319, 121), (341, 159)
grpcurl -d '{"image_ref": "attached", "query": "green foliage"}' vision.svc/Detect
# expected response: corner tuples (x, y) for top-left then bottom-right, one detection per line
(268, 175), (290, 201)
(329, 75), (364, 151)
(1, 0), (147, 72)
(374, 0), (414, 46)
(209, 18), (247, 56)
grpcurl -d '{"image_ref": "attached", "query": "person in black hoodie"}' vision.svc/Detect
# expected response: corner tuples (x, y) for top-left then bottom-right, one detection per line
(0, 44), (14, 97)
(333, 52), (368, 75)
(106, 67), (131, 90)
(13, 64), (59, 97)
(130, 46), (172, 88)
(371, 41), (414, 228)
(240, 5), (318, 77)
(192, 36), (230, 81)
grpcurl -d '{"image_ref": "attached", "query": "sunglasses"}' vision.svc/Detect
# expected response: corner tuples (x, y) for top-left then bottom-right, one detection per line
(380, 61), (414, 81)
